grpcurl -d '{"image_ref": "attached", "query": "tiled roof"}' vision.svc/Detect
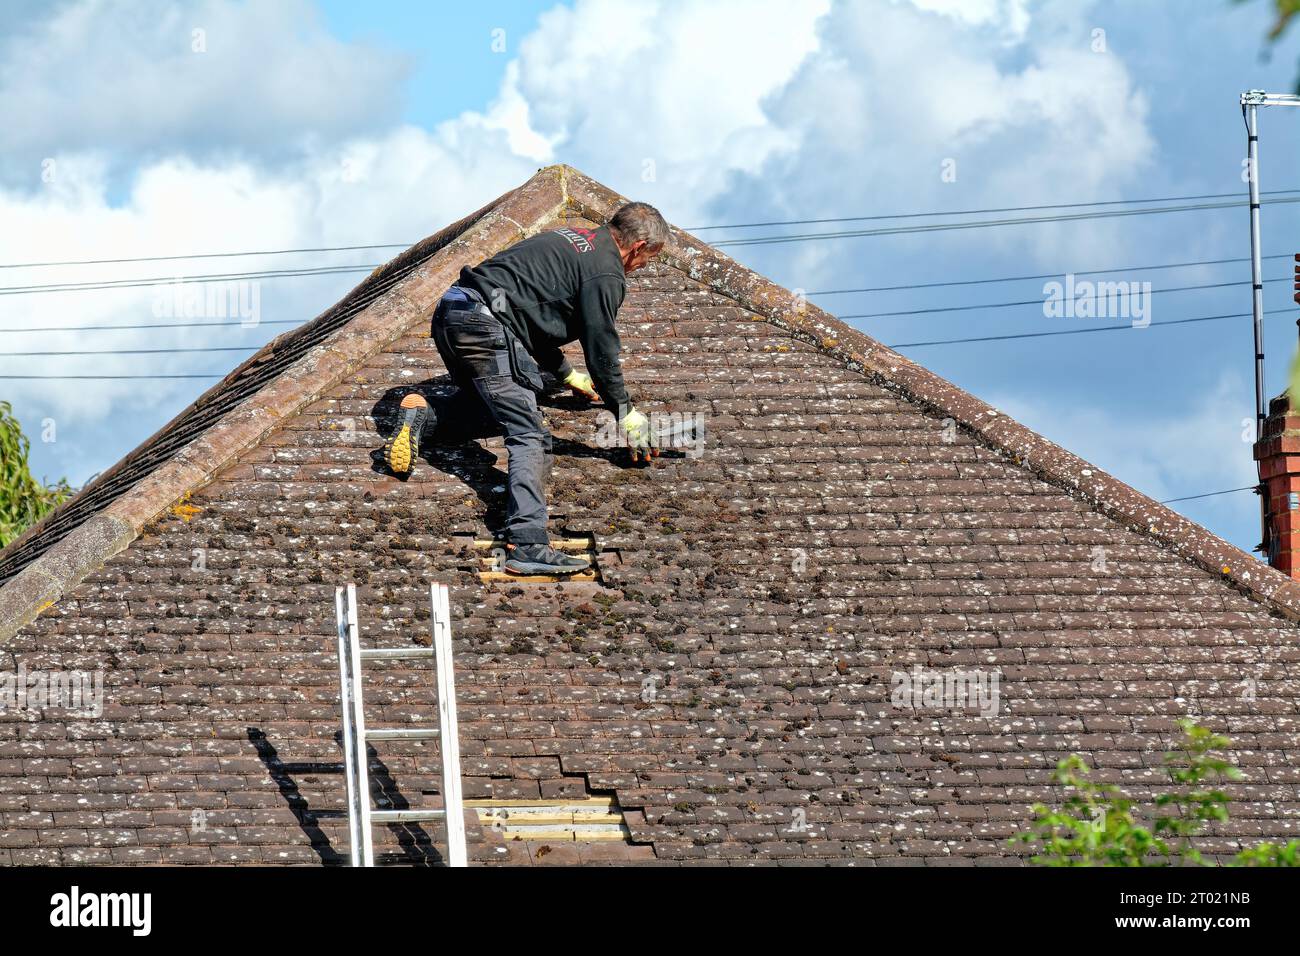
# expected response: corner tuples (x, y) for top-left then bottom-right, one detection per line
(1, 165), (1298, 865)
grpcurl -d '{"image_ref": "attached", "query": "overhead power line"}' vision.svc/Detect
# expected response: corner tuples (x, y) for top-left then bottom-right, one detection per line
(1, 318), (302, 333)
(0, 374), (224, 380)
(4, 188), (1296, 273)
(687, 189), (1300, 231)
(0, 263), (379, 298)
(6, 284), (1290, 344)
(0, 244), (407, 270)
(884, 307), (1293, 349)
(4, 249), (1297, 343)
(0, 242), (1277, 303)
(7, 304), (1292, 359)
(711, 197), (1300, 249)
(0, 312), (1247, 357)
(1161, 486), (1257, 504)
(1, 346), (262, 357)
(805, 253), (1291, 297)
(841, 275), (1289, 321)
(0, 245), (1282, 305)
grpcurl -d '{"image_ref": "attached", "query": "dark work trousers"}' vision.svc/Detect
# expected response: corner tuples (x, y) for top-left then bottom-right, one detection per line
(429, 285), (552, 545)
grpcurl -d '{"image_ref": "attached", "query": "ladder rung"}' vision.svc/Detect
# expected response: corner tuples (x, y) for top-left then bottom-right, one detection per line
(371, 809), (446, 823)
(359, 647), (435, 660)
(365, 727), (440, 740)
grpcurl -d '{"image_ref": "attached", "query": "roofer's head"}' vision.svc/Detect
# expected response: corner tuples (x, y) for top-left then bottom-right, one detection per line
(607, 201), (670, 274)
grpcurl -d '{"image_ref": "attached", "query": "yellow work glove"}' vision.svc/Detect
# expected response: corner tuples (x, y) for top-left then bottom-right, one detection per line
(563, 369), (600, 402)
(620, 407), (658, 464)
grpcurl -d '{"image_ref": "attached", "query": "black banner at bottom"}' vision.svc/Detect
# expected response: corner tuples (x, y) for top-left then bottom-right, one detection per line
(0, 863), (1282, 941)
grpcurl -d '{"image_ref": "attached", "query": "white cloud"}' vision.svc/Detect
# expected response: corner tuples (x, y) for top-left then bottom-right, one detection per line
(495, 0), (831, 221)
(736, 0), (1154, 289)
(0, 0), (411, 180)
(0, 134), (538, 494)
(901, 0), (1033, 38)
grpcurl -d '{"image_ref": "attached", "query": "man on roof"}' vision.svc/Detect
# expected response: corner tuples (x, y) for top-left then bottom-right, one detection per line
(383, 201), (670, 576)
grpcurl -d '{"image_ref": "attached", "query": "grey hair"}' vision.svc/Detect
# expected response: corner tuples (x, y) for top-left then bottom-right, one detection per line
(607, 201), (671, 250)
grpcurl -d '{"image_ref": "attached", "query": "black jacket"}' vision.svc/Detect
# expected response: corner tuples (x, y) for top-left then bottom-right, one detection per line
(457, 223), (630, 411)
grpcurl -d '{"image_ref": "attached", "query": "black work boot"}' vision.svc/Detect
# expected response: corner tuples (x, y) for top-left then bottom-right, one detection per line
(383, 393), (430, 474)
(503, 543), (591, 575)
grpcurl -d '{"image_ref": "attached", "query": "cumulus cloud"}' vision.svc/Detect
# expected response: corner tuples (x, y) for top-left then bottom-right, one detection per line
(722, 0), (1154, 289)
(0, 131), (535, 485)
(0, 0), (412, 184)
(903, 0), (1033, 38)
(493, 0), (831, 222)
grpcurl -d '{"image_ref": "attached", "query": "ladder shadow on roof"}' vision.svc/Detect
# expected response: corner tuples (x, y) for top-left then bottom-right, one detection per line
(247, 729), (345, 866)
(247, 727), (450, 866)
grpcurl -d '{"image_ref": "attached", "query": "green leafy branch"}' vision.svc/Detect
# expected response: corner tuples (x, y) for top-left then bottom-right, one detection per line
(1014, 719), (1299, 866)
(0, 400), (72, 548)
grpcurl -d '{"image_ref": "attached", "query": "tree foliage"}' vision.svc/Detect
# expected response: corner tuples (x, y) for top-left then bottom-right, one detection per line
(1014, 719), (1300, 866)
(0, 401), (71, 548)
(1255, 0), (1300, 40)
(1240, 0), (1300, 89)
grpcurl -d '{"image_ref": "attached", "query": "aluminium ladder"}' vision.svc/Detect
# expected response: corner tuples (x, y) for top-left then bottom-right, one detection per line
(335, 582), (467, 867)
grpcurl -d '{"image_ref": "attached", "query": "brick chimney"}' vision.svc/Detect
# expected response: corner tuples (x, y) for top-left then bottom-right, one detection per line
(1254, 391), (1300, 576)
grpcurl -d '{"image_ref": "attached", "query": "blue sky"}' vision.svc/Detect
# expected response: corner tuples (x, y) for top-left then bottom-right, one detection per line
(3, 0), (1300, 555)
(317, 1), (563, 124)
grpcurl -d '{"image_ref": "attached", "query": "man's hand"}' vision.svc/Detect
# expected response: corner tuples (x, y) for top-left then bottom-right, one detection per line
(563, 369), (600, 402)
(620, 407), (659, 464)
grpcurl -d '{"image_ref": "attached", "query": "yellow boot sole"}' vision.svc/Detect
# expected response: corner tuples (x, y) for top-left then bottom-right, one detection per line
(383, 393), (428, 474)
